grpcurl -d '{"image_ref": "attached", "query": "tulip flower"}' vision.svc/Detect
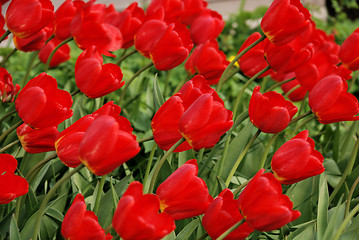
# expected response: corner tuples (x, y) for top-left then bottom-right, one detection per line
(271, 130), (324, 184)
(152, 75), (232, 152)
(178, 0), (208, 26)
(185, 40), (229, 85)
(146, 0), (184, 22)
(0, 154), (29, 204)
(156, 159), (213, 220)
(38, 37), (71, 68)
(202, 188), (254, 240)
(17, 123), (59, 154)
(112, 181), (175, 240)
(5, 0), (54, 39)
(308, 74), (359, 124)
(15, 73), (73, 129)
(54, 0), (85, 41)
(0, 67), (20, 103)
(55, 102), (140, 175)
(189, 9), (224, 45)
(75, 46), (124, 98)
(13, 23), (53, 52)
(0, 6), (5, 38)
(339, 27), (359, 71)
(238, 169), (301, 231)
(248, 86), (298, 133)
(61, 194), (112, 240)
(261, 0), (311, 45)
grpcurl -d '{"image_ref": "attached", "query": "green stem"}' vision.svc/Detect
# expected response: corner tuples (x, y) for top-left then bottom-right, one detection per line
(333, 203), (359, 240)
(118, 62), (153, 106)
(288, 115), (315, 139)
(225, 129), (261, 186)
(148, 138), (185, 193)
(0, 139), (20, 153)
(266, 77), (295, 92)
(20, 51), (39, 87)
(25, 152), (58, 183)
(115, 49), (137, 65)
(0, 30), (11, 44)
(232, 66), (270, 118)
(329, 137), (359, 204)
(32, 164), (84, 240)
(259, 132), (279, 170)
(0, 109), (17, 124)
(44, 37), (73, 72)
(197, 233), (208, 240)
(138, 135), (154, 143)
(288, 110), (313, 126)
(217, 219), (245, 240)
(197, 148), (205, 163)
(143, 144), (157, 192)
(93, 175), (107, 214)
(284, 84), (300, 99)
(71, 88), (81, 97)
(345, 175), (359, 218)
(0, 48), (17, 67)
(172, 73), (196, 95)
(216, 34), (266, 92)
(0, 120), (23, 143)
(233, 179), (250, 197)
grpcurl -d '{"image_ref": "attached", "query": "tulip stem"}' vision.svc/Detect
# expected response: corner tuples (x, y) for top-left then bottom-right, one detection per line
(288, 110), (313, 126)
(0, 139), (20, 153)
(32, 164), (85, 240)
(0, 30), (11, 44)
(119, 62), (154, 106)
(225, 129), (261, 186)
(70, 88), (81, 96)
(259, 132), (280, 170)
(93, 175), (107, 214)
(216, 34), (266, 92)
(25, 152), (58, 183)
(44, 37), (73, 72)
(148, 137), (185, 194)
(0, 120), (23, 143)
(345, 175), (359, 218)
(116, 49), (137, 65)
(288, 115), (315, 139)
(217, 218), (245, 240)
(143, 144), (157, 192)
(0, 48), (17, 67)
(0, 109), (17, 124)
(333, 203), (359, 240)
(232, 66), (270, 118)
(20, 51), (39, 87)
(329, 137), (359, 204)
(138, 135), (154, 143)
(266, 77), (295, 92)
(105, 223), (113, 234)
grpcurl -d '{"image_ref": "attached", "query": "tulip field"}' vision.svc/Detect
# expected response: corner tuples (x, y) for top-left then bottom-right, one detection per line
(1, 0), (359, 239)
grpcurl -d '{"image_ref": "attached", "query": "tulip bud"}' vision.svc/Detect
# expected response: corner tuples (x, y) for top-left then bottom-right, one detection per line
(339, 27), (359, 71)
(39, 37), (71, 68)
(0, 67), (20, 103)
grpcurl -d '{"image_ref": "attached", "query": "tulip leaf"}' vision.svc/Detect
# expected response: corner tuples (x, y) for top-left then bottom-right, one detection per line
(316, 174), (329, 240)
(322, 199), (345, 239)
(340, 214), (359, 239)
(162, 231), (176, 240)
(10, 214), (22, 240)
(175, 218), (200, 240)
(153, 74), (165, 112)
(287, 221), (316, 240)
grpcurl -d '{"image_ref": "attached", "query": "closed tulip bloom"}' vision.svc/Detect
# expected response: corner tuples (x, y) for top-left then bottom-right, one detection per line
(238, 169), (301, 231)
(15, 73), (73, 129)
(113, 181), (175, 240)
(339, 28), (359, 71)
(17, 123), (59, 154)
(13, 23), (53, 52)
(156, 159), (213, 220)
(0, 154), (29, 204)
(61, 194), (112, 240)
(39, 37), (71, 68)
(5, 0), (54, 38)
(271, 130), (324, 184)
(309, 74), (359, 124)
(75, 46), (124, 98)
(146, 0), (184, 22)
(261, 0), (311, 45)
(202, 189), (254, 240)
(189, 9), (224, 45)
(0, 67), (20, 103)
(185, 40), (229, 85)
(249, 86), (298, 133)
(179, 0), (208, 26)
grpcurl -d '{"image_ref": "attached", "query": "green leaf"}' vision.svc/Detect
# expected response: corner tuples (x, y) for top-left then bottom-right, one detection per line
(10, 214), (22, 240)
(322, 200), (346, 239)
(287, 221), (316, 240)
(317, 174), (329, 240)
(175, 219), (200, 240)
(162, 231), (176, 240)
(153, 74), (165, 112)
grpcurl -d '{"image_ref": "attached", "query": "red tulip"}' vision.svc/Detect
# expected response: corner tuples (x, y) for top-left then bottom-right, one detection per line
(308, 74), (359, 124)
(112, 181), (175, 240)
(0, 6), (5, 38)
(339, 27), (359, 71)
(17, 123), (59, 154)
(202, 189), (254, 240)
(15, 73), (73, 129)
(156, 159), (213, 220)
(0, 67), (20, 103)
(0, 154), (28, 204)
(178, 0), (208, 26)
(39, 37), (71, 68)
(185, 40), (229, 85)
(261, 0), (311, 45)
(61, 194), (112, 240)
(238, 169), (301, 231)
(13, 23), (53, 52)
(249, 86), (298, 133)
(5, 0), (54, 38)
(272, 130), (324, 184)
(189, 9), (224, 45)
(75, 46), (124, 98)
(146, 0), (184, 22)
